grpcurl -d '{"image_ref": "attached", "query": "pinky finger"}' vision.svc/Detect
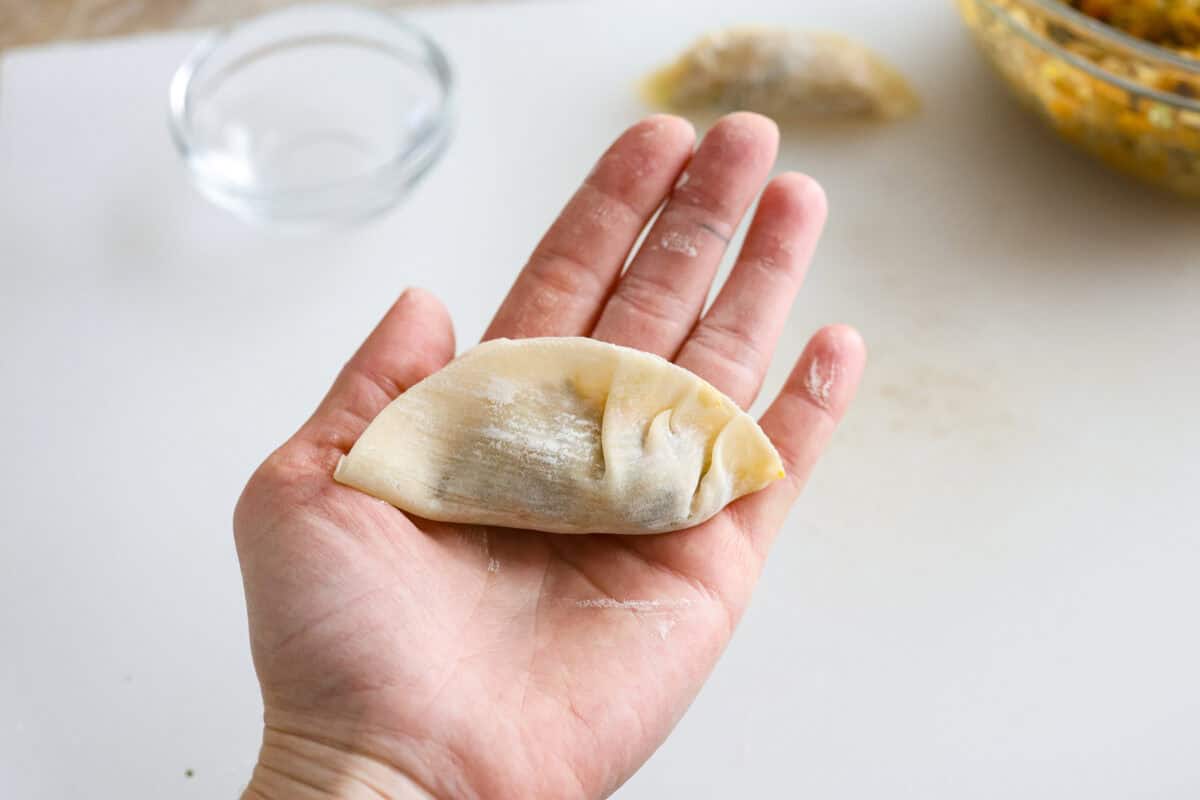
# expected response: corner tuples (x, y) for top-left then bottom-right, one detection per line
(734, 324), (867, 555)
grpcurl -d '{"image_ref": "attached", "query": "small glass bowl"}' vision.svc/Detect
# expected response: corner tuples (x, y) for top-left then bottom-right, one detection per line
(169, 3), (453, 227)
(955, 0), (1200, 196)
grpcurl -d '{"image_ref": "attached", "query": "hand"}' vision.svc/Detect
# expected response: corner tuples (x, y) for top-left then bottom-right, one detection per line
(234, 113), (866, 800)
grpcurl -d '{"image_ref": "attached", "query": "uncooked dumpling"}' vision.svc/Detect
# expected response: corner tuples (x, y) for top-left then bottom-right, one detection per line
(643, 26), (918, 121)
(333, 337), (783, 534)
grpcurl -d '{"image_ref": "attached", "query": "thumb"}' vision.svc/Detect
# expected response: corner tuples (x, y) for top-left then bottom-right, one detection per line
(294, 288), (456, 468)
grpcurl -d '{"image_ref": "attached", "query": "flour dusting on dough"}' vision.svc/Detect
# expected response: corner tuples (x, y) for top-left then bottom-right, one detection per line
(485, 377), (518, 405)
(478, 424), (571, 462)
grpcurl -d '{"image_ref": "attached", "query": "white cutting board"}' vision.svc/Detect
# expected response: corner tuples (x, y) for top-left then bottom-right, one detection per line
(2, 1), (1199, 797)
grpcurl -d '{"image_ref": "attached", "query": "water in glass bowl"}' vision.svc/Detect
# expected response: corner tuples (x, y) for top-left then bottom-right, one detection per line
(171, 5), (452, 227)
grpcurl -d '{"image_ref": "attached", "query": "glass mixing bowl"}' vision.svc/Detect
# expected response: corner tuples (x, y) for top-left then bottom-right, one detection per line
(955, 0), (1200, 196)
(169, 3), (453, 227)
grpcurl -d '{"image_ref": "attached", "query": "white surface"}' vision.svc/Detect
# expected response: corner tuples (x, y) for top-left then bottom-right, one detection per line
(2, 1), (1199, 797)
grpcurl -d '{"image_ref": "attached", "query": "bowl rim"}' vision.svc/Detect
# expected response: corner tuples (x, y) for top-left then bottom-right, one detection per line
(1028, 0), (1200, 71)
(167, 2), (454, 200)
(980, 0), (1200, 112)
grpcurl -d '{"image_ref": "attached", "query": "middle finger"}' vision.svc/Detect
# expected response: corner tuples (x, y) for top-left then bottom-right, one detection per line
(590, 112), (779, 357)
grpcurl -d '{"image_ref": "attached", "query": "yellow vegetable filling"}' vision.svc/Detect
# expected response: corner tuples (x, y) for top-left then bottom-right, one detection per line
(956, 0), (1200, 195)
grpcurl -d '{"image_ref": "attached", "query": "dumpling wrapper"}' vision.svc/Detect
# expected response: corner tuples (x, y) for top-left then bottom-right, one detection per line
(643, 26), (918, 121)
(333, 337), (784, 534)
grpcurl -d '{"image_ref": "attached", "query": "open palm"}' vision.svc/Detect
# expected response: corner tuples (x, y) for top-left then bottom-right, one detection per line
(235, 113), (866, 800)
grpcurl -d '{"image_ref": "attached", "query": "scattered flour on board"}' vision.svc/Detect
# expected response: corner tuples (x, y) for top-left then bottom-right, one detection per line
(659, 231), (698, 258)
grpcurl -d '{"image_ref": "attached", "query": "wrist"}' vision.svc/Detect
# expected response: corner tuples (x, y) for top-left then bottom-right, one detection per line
(242, 725), (436, 800)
